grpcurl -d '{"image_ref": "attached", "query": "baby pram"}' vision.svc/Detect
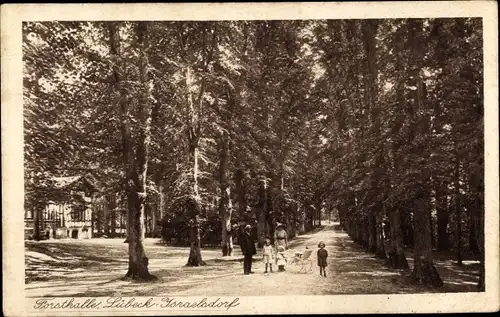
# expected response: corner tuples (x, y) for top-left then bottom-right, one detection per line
(290, 248), (313, 273)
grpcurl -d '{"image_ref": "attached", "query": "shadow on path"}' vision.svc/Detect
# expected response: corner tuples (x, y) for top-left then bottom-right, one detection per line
(25, 222), (479, 297)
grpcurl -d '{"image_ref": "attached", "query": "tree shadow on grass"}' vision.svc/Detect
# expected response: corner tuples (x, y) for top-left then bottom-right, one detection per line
(55, 263), (243, 298)
(25, 240), (222, 284)
(405, 257), (480, 293)
(327, 225), (480, 294)
(210, 257), (245, 263)
(287, 236), (312, 249)
(27, 242), (124, 261)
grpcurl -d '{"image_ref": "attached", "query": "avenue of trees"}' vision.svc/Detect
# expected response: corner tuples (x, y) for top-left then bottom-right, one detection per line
(24, 19), (484, 288)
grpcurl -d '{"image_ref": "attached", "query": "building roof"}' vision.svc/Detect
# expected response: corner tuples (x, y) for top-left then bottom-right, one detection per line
(52, 176), (82, 188)
(51, 174), (99, 192)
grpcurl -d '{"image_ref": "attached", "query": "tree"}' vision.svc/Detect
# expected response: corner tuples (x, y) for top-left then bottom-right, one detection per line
(158, 22), (220, 266)
(107, 21), (157, 280)
(401, 19), (442, 287)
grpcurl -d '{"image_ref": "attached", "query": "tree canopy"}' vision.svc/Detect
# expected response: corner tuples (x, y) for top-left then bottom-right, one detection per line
(24, 19), (484, 288)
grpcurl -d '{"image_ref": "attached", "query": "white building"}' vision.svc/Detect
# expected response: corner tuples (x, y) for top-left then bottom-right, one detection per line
(25, 175), (98, 240)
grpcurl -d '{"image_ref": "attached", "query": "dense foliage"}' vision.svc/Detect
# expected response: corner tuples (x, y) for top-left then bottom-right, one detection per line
(24, 19), (483, 287)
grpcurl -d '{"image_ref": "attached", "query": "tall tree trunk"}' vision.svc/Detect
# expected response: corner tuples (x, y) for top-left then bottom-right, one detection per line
(186, 212), (204, 266)
(436, 186), (450, 251)
(154, 183), (165, 238)
(125, 186), (154, 279)
(368, 212), (377, 253)
(389, 67), (408, 266)
(96, 198), (102, 234)
(408, 24), (442, 285)
(235, 168), (246, 219)
(363, 217), (370, 248)
(182, 56), (207, 266)
(144, 205), (149, 237)
(349, 218), (355, 241)
(158, 182), (165, 220)
(314, 195), (322, 227)
(268, 173), (281, 239)
(401, 210), (414, 247)
(289, 201), (297, 238)
(433, 98), (450, 251)
(119, 211), (123, 235)
(109, 22), (155, 280)
(375, 205), (386, 259)
(477, 195), (484, 291)
(257, 179), (268, 244)
(467, 200), (479, 255)
(338, 204), (345, 229)
(183, 23), (219, 263)
(431, 19), (451, 253)
(151, 203), (157, 238)
(285, 205), (292, 237)
(453, 139), (463, 265)
(219, 131), (233, 256)
(109, 195), (116, 236)
(363, 20), (385, 258)
(412, 187), (442, 286)
(298, 204), (306, 234)
(306, 202), (315, 232)
(429, 209), (435, 249)
(388, 206), (409, 269)
(186, 144), (205, 266)
(469, 154), (484, 291)
(347, 192), (356, 237)
(91, 196), (96, 238)
(129, 21), (156, 279)
(358, 217), (367, 248)
(34, 206), (42, 241)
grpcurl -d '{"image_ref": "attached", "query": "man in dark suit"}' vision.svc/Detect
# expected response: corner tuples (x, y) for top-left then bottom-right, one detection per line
(240, 224), (256, 275)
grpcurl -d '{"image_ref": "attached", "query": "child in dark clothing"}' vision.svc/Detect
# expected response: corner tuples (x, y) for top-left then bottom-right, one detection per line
(317, 241), (328, 277)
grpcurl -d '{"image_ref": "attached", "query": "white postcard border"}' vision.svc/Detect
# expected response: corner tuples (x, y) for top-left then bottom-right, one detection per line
(2, 2), (498, 315)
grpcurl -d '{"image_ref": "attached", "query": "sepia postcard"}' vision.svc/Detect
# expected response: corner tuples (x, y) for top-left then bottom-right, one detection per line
(1, 1), (499, 315)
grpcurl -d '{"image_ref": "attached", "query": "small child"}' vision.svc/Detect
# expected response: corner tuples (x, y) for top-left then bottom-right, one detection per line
(317, 241), (328, 277)
(262, 238), (274, 273)
(276, 246), (287, 272)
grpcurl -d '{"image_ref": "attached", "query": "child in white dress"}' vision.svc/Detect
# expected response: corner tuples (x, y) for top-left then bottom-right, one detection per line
(276, 246), (287, 271)
(262, 238), (274, 273)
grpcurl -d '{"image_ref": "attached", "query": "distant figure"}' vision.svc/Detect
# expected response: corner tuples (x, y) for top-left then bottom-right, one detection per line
(274, 222), (288, 252)
(317, 241), (328, 277)
(276, 246), (287, 272)
(240, 224), (256, 275)
(262, 238), (274, 273)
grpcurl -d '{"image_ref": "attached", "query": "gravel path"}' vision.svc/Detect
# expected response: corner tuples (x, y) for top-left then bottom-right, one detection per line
(169, 223), (425, 296)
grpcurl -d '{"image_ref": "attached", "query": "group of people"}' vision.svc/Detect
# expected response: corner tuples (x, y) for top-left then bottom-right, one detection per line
(239, 222), (329, 277)
(262, 238), (288, 273)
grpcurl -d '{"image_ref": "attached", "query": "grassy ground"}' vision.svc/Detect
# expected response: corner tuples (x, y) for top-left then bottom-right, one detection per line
(25, 222), (480, 297)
